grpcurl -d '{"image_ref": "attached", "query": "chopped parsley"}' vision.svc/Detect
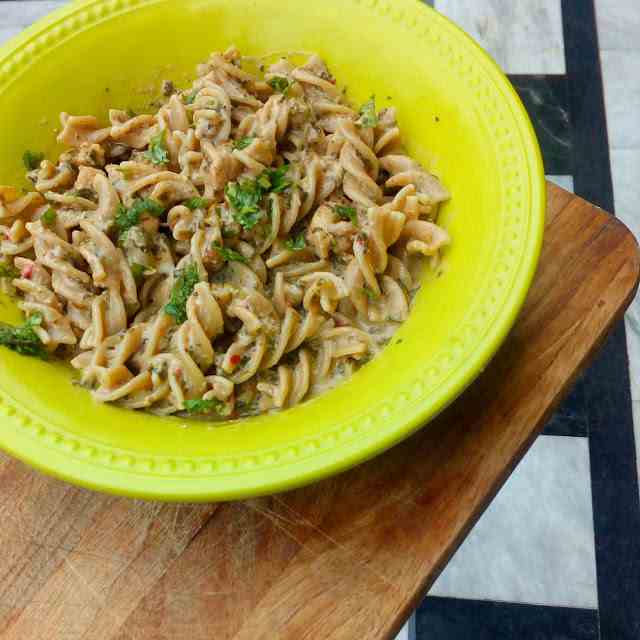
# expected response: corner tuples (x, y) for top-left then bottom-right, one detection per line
(259, 164), (292, 193)
(164, 264), (200, 324)
(115, 198), (164, 238)
(184, 90), (198, 105)
(358, 96), (378, 128)
(0, 263), (18, 279)
(225, 180), (265, 230)
(267, 76), (291, 95)
(130, 263), (148, 281)
(145, 130), (169, 165)
(362, 287), (379, 300)
(335, 205), (358, 226)
(41, 208), (56, 226)
(184, 197), (209, 210)
(212, 243), (247, 263)
(126, 108), (137, 118)
(225, 165), (292, 231)
(23, 150), (44, 170)
(0, 313), (47, 358)
(183, 397), (223, 414)
(284, 233), (306, 251)
(233, 136), (254, 150)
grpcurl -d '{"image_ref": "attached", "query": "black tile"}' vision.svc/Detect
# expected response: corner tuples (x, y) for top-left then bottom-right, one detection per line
(509, 75), (572, 176)
(562, 0), (614, 211)
(561, 1), (640, 638)
(584, 324), (640, 640)
(544, 373), (589, 437)
(416, 597), (599, 640)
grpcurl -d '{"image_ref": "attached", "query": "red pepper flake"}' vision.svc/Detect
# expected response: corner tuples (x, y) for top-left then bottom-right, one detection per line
(21, 264), (33, 279)
(174, 367), (182, 377)
(355, 234), (367, 248)
(230, 354), (241, 368)
(334, 317), (346, 327)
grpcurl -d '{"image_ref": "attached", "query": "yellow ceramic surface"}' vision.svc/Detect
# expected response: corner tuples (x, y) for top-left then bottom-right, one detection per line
(0, 0), (545, 500)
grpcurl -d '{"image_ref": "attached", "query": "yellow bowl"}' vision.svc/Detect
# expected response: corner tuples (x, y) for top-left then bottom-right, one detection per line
(0, 0), (545, 500)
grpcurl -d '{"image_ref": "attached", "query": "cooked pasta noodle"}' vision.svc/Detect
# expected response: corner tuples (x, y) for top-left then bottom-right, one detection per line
(0, 47), (450, 419)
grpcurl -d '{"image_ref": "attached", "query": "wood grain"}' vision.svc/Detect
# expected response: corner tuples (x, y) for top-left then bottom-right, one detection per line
(0, 183), (638, 640)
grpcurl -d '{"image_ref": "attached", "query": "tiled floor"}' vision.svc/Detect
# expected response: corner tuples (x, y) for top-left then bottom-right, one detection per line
(547, 174), (574, 193)
(430, 436), (598, 609)
(421, 2), (640, 638)
(598, 1), (640, 494)
(429, 0), (640, 638)
(596, 0), (640, 50)
(600, 51), (640, 150)
(0, 2), (638, 640)
(436, 0), (566, 74)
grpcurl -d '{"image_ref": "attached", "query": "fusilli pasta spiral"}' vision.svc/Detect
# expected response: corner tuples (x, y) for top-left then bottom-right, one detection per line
(0, 47), (450, 420)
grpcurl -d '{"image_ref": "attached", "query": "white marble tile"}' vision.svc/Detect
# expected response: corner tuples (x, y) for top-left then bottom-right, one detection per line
(0, 27), (22, 46)
(0, 2), (66, 47)
(0, 1), (65, 29)
(429, 435), (598, 608)
(596, 0), (640, 50)
(434, 0), (565, 74)
(625, 331), (640, 496)
(611, 149), (640, 243)
(394, 622), (409, 640)
(546, 175), (574, 193)
(601, 50), (640, 150)
(610, 149), (640, 490)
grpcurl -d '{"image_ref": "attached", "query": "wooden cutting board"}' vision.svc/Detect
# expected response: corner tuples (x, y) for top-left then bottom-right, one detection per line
(0, 182), (638, 640)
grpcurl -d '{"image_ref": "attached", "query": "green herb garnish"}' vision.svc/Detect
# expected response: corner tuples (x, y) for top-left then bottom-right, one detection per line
(268, 76), (291, 95)
(362, 287), (379, 301)
(225, 180), (264, 230)
(0, 263), (18, 279)
(259, 164), (292, 193)
(164, 264), (200, 324)
(23, 150), (44, 171)
(130, 263), (148, 281)
(145, 130), (169, 165)
(126, 108), (137, 118)
(184, 90), (198, 105)
(358, 96), (378, 128)
(225, 165), (292, 231)
(233, 137), (254, 150)
(184, 197), (209, 210)
(335, 205), (358, 226)
(115, 198), (164, 237)
(284, 234), (306, 251)
(183, 397), (223, 414)
(0, 313), (47, 358)
(41, 208), (57, 226)
(212, 243), (247, 263)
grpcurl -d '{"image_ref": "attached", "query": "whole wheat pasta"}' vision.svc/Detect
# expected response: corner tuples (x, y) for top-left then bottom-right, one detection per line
(0, 47), (450, 419)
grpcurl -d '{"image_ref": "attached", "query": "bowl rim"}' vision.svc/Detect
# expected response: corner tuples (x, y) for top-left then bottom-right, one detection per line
(0, 0), (545, 501)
